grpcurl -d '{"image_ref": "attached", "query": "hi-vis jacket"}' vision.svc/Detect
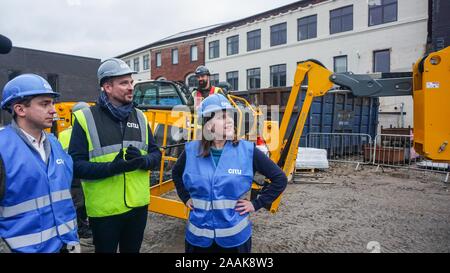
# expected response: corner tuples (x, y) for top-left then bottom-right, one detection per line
(192, 86), (222, 107)
(183, 140), (254, 248)
(73, 106), (150, 217)
(0, 126), (78, 253)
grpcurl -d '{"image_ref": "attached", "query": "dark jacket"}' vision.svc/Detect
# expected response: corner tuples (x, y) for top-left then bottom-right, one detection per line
(68, 105), (161, 180)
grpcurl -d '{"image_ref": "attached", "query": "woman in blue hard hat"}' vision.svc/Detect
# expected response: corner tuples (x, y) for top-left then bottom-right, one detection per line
(172, 94), (287, 253)
(0, 74), (79, 253)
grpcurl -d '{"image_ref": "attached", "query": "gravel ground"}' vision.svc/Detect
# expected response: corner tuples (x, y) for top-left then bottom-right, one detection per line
(82, 163), (450, 253)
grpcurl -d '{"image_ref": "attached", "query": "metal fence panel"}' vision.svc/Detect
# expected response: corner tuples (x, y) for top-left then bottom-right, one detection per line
(372, 134), (449, 183)
(306, 133), (373, 169)
(302, 133), (449, 183)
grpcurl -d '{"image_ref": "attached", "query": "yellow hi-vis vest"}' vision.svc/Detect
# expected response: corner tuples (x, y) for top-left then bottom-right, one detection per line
(73, 106), (150, 217)
(58, 127), (72, 152)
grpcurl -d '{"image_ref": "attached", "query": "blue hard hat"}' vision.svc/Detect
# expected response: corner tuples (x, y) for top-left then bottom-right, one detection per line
(1, 74), (60, 112)
(199, 94), (234, 118)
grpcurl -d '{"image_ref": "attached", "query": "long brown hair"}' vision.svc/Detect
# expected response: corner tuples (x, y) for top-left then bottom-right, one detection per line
(198, 111), (239, 157)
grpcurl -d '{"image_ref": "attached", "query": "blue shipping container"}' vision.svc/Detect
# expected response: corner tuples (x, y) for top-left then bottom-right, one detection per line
(233, 87), (379, 147)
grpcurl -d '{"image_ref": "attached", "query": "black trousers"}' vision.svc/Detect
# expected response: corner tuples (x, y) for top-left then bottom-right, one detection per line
(89, 205), (148, 253)
(185, 237), (252, 253)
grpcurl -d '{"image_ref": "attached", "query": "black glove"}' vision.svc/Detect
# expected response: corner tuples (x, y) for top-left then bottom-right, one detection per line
(125, 145), (148, 170)
(125, 145), (142, 160)
(109, 149), (144, 175)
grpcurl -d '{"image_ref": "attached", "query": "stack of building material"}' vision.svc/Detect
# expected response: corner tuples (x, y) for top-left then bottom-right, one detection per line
(296, 148), (329, 170)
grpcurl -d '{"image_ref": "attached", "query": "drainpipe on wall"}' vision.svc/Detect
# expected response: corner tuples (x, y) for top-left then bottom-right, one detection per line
(400, 102), (405, 128)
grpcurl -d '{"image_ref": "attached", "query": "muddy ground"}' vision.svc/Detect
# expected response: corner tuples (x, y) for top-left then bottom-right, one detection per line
(81, 163), (450, 253)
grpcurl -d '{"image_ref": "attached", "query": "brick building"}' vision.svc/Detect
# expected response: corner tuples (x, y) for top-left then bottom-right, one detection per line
(150, 36), (205, 87)
(117, 24), (223, 90)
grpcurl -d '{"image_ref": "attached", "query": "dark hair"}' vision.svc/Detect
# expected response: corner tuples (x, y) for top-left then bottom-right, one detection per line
(198, 111), (239, 157)
(12, 96), (36, 119)
(101, 77), (115, 87)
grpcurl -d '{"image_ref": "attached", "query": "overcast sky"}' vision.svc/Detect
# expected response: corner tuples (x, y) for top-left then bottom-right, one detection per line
(0, 0), (299, 60)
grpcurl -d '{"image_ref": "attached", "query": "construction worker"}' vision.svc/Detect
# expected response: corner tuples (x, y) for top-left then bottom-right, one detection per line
(189, 65), (222, 107)
(0, 74), (79, 253)
(172, 94), (287, 253)
(58, 101), (92, 239)
(68, 58), (162, 253)
(59, 102), (91, 151)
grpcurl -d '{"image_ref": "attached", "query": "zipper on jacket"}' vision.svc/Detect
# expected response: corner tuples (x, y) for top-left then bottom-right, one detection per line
(121, 113), (141, 209)
(210, 154), (216, 240)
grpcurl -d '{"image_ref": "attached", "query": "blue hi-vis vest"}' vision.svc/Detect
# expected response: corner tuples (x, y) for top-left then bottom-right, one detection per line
(183, 140), (254, 248)
(0, 126), (78, 253)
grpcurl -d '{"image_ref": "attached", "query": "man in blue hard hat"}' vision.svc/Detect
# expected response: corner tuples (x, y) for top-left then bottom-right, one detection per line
(0, 74), (80, 253)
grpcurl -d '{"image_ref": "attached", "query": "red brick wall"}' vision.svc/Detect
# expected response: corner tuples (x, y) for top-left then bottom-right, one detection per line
(151, 37), (205, 82)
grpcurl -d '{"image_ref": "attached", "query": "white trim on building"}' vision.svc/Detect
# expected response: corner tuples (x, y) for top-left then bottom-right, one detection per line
(122, 49), (151, 82)
(205, 0), (428, 130)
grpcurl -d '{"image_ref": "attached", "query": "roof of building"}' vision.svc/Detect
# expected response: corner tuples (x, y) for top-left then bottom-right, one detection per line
(8, 46), (101, 61)
(155, 23), (224, 44)
(116, 0), (327, 58)
(116, 23), (225, 58)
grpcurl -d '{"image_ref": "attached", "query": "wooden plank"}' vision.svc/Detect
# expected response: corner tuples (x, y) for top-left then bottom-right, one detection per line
(295, 168), (316, 173)
(292, 180), (335, 185)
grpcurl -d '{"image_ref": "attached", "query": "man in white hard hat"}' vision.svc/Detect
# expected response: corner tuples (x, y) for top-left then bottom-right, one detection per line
(69, 58), (161, 253)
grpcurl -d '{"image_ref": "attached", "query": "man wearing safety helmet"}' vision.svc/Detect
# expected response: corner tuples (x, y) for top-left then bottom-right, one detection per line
(0, 74), (80, 253)
(68, 58), (161, 253)
(189, 65), (223, 108)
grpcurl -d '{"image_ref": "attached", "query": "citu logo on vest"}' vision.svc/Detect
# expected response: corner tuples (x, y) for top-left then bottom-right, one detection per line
(227, 168), (242, 175)
(127, 122), (139, 129)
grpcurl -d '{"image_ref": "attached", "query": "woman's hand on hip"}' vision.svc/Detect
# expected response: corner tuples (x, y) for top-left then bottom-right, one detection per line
(235, 199), (255, 215)
(186, 199), (194, 210)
